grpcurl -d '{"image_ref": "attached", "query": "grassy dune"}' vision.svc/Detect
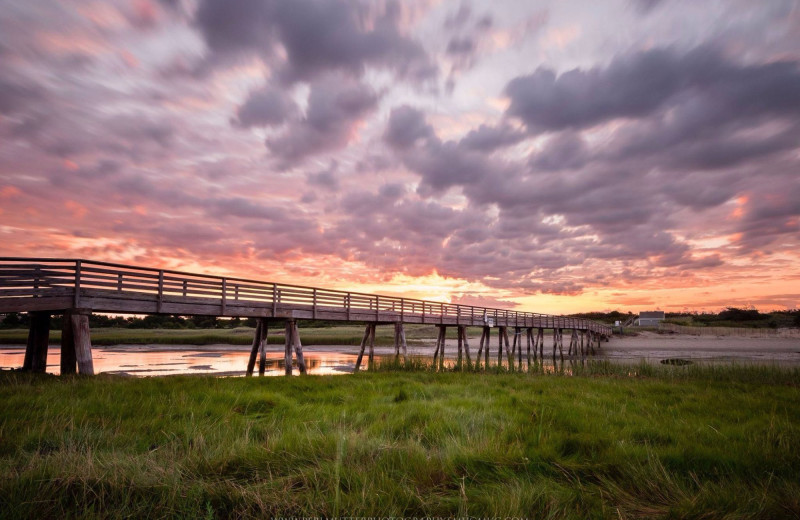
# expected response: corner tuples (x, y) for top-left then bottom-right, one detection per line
(1, 363), (799, 519)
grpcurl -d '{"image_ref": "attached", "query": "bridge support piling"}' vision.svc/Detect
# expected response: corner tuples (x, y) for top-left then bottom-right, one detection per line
(246, 318), (268, 376)
(23, 311), (50, 373)
(457, 326), (463, 369)
(61, 312), (76, 375)
(503, 327), (512, 369)
(291, 321), (307, 374)
(526, 328), (532, 370)
(509, 328), (516, 359)
(393, 322), (408, 362)
(438, 325), (446, 370)
(475, 328), (485, 369)
(284, 321), (293, 375)
(484, 327), (490, 368)
(462, 327), (471, 368)
(258, 320), (268, 375)
(517, 328), (523, 369)
(354, 323), (372, 372)
(70, 312), (94, 375)
(570, 329), (579, 358)
(367, 323), (377, 369)
(497, 326), (503, 366)
(580, 331), (585, 361)
(540, 328), (545, 362)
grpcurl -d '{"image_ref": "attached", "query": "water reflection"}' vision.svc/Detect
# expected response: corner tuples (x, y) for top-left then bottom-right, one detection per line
(0, 347), (360, 376)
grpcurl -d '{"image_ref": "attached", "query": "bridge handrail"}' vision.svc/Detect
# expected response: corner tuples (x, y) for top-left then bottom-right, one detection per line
(0, 257), (612, 334)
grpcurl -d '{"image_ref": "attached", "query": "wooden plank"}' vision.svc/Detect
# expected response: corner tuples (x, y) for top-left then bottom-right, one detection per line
(0, 295), (73, 313)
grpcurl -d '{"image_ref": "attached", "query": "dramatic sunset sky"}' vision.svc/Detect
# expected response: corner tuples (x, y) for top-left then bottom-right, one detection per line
(1, 0), (799, 313)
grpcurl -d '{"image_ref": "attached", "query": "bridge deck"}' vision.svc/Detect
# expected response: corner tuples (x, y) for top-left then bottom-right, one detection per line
(0, 258), (612, 335)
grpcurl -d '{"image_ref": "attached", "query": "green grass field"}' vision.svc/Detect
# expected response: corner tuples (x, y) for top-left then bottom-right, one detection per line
(1, 363), (799, 519)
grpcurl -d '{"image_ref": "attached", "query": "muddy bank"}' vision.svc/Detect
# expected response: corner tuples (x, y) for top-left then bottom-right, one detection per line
(603, 331), (800, 364)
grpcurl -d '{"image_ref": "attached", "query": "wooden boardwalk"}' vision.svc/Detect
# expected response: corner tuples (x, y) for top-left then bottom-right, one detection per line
(1, 258), (612, 375)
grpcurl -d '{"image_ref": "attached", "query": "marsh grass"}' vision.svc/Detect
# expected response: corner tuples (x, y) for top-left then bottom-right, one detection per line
(1, 365), (799, 519)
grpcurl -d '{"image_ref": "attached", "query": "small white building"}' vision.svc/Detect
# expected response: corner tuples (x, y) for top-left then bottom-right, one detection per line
(637, 311), (665, 326)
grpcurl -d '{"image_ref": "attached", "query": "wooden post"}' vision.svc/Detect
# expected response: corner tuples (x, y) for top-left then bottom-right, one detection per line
(367, 323), (376, 369)
(23, 312), (50, 373)
(526, 328), (532, 370)
(292, 321), (306, 374)
(354, 323), (371, 372)
(399, 322), (408, 362)
(516, 327), (522, 369)
(71, 313), (94, 375)
(284, 321), (293, 375)
(312, 288), (317, 319)
(394, 322), (401, 360)
(475, 327), (485, 369)
(433, 325), (445, 368)
(504, 327), (512, 368)
(462, 326), (471, 367)
(73, 260), (81, 308)
(61, 312), (76, 375)
(510, 328), (517, 360)
(484, 326), (490, 367)
(580, 330), (585, 362)
(567, 329), (573, 357)
(221, 278), (227, 315)
(23, 317), (34, 371)
(558, 328), (565, 362)
(258, 319), (268, 376)
(157, 270), (164, 313)
(497, 326), (505, 366)
(457, 326), (463, 369)
(246, 319), (262, 377)
(439, 325), (446, 370)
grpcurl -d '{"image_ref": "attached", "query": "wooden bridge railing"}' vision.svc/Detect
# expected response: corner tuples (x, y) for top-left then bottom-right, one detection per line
(0, 258), (612, 335)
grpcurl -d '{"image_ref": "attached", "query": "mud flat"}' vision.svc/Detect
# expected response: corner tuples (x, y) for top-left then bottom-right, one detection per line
(603, 331), (800, 365)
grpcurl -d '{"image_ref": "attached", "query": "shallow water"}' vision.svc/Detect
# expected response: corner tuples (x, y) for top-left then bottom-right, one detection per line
(2, 332), (799, 376)
(0, 346), (361, 376)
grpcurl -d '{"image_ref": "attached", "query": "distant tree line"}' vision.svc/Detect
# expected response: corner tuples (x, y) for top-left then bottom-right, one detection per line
(0, 312), (346, 330)
(2, 308), (799, 329)
(569, 308), (800, 328)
